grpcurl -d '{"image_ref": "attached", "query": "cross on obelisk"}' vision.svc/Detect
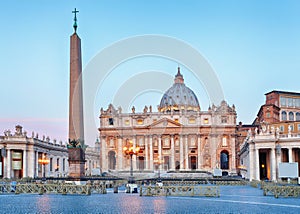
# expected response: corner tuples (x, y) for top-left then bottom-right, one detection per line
(72, 8), (79, 32)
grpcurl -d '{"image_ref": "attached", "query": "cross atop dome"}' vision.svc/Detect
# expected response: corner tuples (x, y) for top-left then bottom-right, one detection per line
(174, 66), (184, 84)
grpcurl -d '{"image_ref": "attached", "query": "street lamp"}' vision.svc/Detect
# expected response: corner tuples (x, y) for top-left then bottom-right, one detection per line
(154, 156), (164, 180)
(38, 154), (49, 180)
(123, 141), (140, 183)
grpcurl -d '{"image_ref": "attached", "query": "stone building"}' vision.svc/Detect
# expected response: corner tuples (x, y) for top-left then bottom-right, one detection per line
(239, 90), (300, 181)
(99, 68), (238, 175)
(0, 125), (100, 179)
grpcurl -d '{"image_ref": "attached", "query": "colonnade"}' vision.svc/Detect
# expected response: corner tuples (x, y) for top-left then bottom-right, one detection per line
(1, 147), (68, 179)
(249, 143), (299, 181)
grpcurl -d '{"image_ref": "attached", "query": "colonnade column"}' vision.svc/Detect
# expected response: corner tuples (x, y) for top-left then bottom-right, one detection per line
(185, 135), (189, 169)
(149, 136), (153, 170)
(35, 151), (39, 177)
(101, 137), (107, 172)
(145, 135), (149, 170)
(117, 136), (123, 170)
(179, 135), (183, 170)
(249, 143), (254, 181)
(7, 149), (11, 179)
(270, 148), (276, 181)
(23, 149), (27, 178)
(197, 135), (201, 170)
(288, 147), (293, 163)
(28, 149), (35, 178)
(255, 148), (260, 180)
(170, 135), (175, 170)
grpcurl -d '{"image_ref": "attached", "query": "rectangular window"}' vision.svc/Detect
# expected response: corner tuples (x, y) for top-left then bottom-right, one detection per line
(137, 119), (144, 125)
(189, 118), (195, 124)
(222, 137), (227, 147)
(289, 124), (294, 131)
(221, 116), (227, 123)
(288, 98), (293, 107)
(204, 118), (209, 124)
(280, 125), (284, 132)
(108, 118), (114, 125)
(296, 98), (300, 107)
(124, 119), (130, 125)
(280, 97), (286, 107)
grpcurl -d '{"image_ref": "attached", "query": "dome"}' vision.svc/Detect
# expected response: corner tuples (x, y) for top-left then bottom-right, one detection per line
(159, 68), (200, 112)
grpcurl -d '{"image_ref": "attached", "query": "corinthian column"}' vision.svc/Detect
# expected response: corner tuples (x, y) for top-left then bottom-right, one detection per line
(180, 135), (183, 170)
(170, 135), (175, 170)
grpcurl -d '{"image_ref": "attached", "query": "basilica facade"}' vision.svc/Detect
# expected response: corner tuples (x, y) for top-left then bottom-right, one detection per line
(99, 68), (238, 175)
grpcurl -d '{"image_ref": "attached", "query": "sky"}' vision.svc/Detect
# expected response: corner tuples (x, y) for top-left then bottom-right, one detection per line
(0, 0), (300, 146)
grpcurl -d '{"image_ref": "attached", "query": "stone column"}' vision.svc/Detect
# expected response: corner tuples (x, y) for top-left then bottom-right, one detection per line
(132, 136), (137, 170)
(180, 135), (184, 170)
(288, 147), (293, 163)
(101, 137), (107, 172)
(255, 148), (260, 180)
(170, 135), (175, 170)
(158, 135), (162, 171)
(249, 143), (254, 181)
(28, 149), (35, 178)
(270, 148), (276, 181)
(23, 149), (27, 178)
(231, 137), (236, 173)
(149, 136), (153, 171)
(7, 149), (11, 179)
(197, 135), (201, 170)
(185, 135), (189, 169)
(145, 135), (148, 170)
(118, 136), (123, 170)
(276, 146), (281, 181)
(35, 151), (39, 177)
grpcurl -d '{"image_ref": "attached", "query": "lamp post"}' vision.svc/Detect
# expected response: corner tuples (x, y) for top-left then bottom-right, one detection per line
(154, 156), (164, 180)
(38, 154), (49, 180)
(123, 141), (140, 183)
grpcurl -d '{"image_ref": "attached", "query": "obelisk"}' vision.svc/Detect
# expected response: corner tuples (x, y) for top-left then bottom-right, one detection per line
(68, 8), (85, 178)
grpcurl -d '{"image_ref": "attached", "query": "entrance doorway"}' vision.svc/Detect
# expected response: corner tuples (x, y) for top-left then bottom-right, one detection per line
(189, 156), (197, 170)
(138, 156), (144, 171)
(259, 152), (267, 180)
(220, 151), (229, 169)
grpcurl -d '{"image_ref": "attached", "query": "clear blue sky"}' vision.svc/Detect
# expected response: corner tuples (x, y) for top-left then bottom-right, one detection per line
(1, 0), (300, 146)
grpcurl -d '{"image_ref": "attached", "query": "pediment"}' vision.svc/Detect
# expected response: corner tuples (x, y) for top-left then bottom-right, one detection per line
(148, 118), (182, 128)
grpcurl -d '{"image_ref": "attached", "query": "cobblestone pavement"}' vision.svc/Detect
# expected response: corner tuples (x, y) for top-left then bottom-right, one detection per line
(0, 186), (299, 213)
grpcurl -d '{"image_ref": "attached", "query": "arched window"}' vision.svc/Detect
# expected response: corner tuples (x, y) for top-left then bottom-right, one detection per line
(296, 112), (300, 121)
(220, 151), (229, 169)
(281, 111), (287, 121)
(289, 112), (294, 121)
